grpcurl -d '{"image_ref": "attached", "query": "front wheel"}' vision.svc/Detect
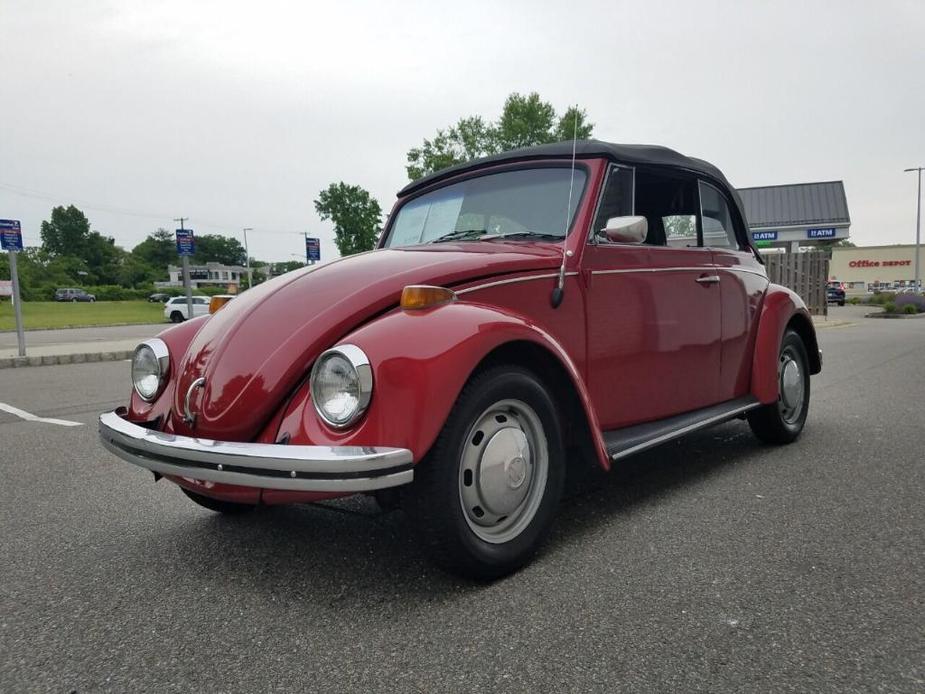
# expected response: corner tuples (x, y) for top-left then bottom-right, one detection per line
(405, 365), (565, 580)
(181, 487), (256, 514)
(748, 329), (811, 444)
(170, 311), (184, 323)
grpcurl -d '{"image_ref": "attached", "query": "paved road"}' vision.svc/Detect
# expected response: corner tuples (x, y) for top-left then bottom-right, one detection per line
(0, 323), (164, 349)
(1, 313), (922, 692)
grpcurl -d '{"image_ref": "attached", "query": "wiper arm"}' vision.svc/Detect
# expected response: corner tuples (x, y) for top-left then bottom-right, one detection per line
(427, 228), (492, 244)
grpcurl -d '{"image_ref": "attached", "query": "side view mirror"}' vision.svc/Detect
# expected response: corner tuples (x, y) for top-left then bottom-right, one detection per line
(602, 216), (648, 244)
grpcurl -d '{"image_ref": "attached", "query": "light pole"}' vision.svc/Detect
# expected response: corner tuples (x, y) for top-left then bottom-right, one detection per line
(905, 167), (923, 292)
(242, 227), (253, 289)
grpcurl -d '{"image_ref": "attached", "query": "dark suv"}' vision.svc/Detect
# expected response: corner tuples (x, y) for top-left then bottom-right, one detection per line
(54, 288), (96, 302)
(826, 282), (846, 306)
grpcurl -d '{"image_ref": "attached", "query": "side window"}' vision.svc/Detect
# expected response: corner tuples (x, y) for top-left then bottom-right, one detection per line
(699, 182), (739, 249)
(634, 169), (701, 247)
(591, 166), (634, 243)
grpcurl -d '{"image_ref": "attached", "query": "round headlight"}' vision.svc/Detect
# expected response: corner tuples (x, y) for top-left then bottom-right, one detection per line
(132, 339), (170, 402)
(310, 344), (373, 428)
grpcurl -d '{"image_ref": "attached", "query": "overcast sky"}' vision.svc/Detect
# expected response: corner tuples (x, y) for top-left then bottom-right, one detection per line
(2, 0), (923, 263)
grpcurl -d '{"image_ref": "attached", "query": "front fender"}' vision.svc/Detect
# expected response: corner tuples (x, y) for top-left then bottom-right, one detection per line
(751, 284), (821, 404)
(275, 302), (609, 469)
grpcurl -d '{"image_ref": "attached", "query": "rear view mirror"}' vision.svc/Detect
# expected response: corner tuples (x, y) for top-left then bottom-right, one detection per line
(602, 216), (648, 244)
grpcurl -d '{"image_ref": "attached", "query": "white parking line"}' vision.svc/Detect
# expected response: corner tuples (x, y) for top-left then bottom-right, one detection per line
(0, 402), (84, 427)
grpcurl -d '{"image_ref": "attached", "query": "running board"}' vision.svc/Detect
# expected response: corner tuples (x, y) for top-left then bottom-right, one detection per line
(603, 397), (761, 462)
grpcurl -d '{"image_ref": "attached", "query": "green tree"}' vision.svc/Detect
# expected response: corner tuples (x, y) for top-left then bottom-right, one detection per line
(405, 92), (594, 180)
(132, 228), (177, 274)
(314, 183), (382, 256)
(40, 205), (92, 258)
(192, 234), (247, 266)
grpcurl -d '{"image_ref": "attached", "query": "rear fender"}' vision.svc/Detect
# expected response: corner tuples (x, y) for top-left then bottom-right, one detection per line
(751, 284), (822, 404)
(276, 302), (610, 470)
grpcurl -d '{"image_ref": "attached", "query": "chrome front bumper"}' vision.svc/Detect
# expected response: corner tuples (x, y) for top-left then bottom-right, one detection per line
(99, 411), (413, 493)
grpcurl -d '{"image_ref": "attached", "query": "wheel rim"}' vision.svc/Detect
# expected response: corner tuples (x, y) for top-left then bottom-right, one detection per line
(458, 398), (548, 544)
(778, 347), (805, 424)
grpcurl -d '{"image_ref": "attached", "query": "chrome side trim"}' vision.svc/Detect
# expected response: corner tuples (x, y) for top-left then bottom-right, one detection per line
(609, 400), (761, 461)
(590, 266), (767, 279)
(456, 272), (578, 296)
(99, 411), (413, 493)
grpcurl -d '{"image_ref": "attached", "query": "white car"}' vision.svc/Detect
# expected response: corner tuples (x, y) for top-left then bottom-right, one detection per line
(164, 296), (210, 323)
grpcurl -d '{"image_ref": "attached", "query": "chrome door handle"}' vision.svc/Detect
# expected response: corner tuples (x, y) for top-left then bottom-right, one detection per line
(696, 275), (721, 285)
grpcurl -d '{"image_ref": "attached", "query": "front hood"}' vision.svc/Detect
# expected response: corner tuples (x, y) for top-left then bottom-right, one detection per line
(170, 243), (561, 441)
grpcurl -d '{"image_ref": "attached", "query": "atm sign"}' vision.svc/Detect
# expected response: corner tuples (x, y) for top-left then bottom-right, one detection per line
(752, 231), (778, 241)
(808, 228), (837, 239)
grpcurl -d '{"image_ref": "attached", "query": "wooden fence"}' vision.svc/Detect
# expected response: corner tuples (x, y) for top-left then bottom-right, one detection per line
(763, 251), (830, 316)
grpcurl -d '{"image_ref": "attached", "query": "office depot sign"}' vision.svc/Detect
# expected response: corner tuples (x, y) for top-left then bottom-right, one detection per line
(848, 259), (911, 268)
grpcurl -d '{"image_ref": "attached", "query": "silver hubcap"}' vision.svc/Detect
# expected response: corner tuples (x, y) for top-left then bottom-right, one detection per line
(779, 348), (805, 424)
(458, 399), (548, 544)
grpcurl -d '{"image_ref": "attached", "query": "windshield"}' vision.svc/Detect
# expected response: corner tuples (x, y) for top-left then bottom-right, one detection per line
(384, 167), (587, 248)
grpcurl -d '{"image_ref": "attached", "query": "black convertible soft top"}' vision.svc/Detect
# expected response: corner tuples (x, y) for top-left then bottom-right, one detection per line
(398, 139), (748, 227)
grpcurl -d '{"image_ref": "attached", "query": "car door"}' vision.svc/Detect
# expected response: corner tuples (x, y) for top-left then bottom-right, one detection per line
(583, 165), (722, 430)
(699, 180), (768, 401)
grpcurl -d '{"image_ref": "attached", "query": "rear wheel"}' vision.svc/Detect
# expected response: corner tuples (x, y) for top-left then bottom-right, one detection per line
(405, 365), (564, 580)
(170, 311), (184, 323)
(181, 488), (256, 514)
(748, 329), (810, 444)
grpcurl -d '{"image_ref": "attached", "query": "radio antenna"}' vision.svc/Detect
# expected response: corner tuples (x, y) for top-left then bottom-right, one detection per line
(551, 107), (579, 308)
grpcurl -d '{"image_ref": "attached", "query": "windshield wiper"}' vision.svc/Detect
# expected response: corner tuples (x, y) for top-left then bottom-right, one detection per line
(491, 230), (564, 241)
(427, 228), (494, 244)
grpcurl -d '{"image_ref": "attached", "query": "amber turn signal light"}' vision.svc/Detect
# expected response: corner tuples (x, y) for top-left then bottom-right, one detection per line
(209, 295), (235, 314)
(400, 285), (456, 310)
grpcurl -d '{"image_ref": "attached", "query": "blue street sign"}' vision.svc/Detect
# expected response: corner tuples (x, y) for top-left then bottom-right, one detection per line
(752, 230), (778, 241)
(807, 227), (837, 239)
(0, 219), (23, 251)
(305, 236), (321, 262)
(176, 229), (195, 256)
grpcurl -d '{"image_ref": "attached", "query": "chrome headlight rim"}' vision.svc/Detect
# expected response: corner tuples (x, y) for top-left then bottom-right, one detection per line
(310, 344), (373, 429)
(132, 338), (170, 402)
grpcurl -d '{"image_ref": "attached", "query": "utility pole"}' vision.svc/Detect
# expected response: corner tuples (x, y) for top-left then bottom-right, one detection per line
(174, 217), (193, 319)
(904, 168), (923, 292)
(242, 228), (253, 290)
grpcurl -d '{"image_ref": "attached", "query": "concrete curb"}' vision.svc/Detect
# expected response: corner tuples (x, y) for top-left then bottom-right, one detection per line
(0, 322), (165, 334)
(0, 349), (134, 369)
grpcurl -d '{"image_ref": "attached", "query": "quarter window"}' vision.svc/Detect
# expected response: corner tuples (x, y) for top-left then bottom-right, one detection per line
(699, 182), (739, 249)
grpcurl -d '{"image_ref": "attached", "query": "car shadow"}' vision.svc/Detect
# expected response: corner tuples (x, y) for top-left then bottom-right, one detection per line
(132, 419), (781, 598)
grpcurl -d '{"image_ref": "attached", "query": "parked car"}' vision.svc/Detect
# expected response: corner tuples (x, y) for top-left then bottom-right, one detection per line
(163, 295), (210, 322)
(148, 292), (170, 303)
(54, 288), (95, 302)
(826, 282), (846, 306)
(99, 141), (821, 579)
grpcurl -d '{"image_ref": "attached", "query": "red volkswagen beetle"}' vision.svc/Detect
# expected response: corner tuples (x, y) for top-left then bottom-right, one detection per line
(100, 141), (821, 579)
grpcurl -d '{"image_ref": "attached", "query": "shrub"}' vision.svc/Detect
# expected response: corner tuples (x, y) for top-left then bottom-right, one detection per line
(869, 291), (897, 305)
(895, 293), (925, 313)
(904, 304), (918, 315)
(883, 302), (897, 314)
(848, 297), (861, 305)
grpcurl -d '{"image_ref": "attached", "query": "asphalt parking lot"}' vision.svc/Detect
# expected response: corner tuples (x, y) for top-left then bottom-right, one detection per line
(1, 308), (922, 692)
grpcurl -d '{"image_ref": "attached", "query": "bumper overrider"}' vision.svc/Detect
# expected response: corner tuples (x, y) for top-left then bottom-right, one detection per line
(98, 411), (413, 493)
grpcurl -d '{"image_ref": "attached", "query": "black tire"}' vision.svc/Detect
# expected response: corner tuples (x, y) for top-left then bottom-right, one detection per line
(748, 329), (810, 444)
(838, 300), (845, 306)
(71, 298), (78, 302)
(404, 365), (565, 580)
(181, 487), (256, 514)
(170, 311), (184, 323)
